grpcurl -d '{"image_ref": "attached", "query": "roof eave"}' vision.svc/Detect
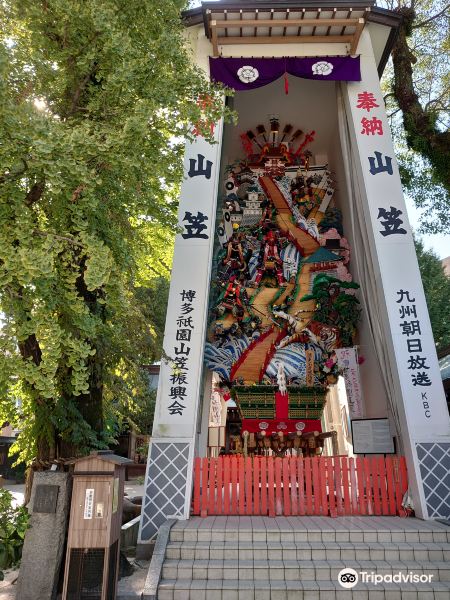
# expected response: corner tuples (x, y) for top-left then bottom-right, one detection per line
(367, 6), (403, 76)
(182, 6), (203, 27)
(181, 3), (403, 76)
(201, 0), (375, 10)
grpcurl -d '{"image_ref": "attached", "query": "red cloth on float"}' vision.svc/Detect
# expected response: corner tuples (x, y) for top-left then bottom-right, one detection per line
(275, 391), (289, 419)
(241, 419), (322, 435)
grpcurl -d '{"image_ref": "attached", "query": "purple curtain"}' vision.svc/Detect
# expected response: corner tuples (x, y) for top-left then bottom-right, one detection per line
(209, 56), (360, 91)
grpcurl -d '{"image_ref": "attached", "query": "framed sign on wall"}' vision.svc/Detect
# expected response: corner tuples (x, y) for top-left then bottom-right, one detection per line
(351, 418), (395, 454)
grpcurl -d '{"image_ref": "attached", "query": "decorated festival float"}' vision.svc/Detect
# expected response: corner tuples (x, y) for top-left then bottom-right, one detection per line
(139, 1), (450, 545)
(205, 115), (361, 458)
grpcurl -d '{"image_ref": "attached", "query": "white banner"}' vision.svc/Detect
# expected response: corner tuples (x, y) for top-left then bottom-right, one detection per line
(209, 389), (222, 427)
(152, 123), (224, 439)
(344, 30), (450, 437)
(335, 347), (363, 419)
(342, 29), (450, 519)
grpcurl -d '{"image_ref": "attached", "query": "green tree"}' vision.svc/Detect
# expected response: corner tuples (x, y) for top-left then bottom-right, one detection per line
(381, 0), (449, 233)
(0, 0), (229, 463)
(415, 238), (450, 351)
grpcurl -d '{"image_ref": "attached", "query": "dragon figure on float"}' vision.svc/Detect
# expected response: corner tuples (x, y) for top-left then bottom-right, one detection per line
(204, 117), (361, 456)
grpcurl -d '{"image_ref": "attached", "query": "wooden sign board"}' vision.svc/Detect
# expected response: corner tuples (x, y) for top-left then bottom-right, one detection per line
(351, 418), (395, 454)
(305, 349), (315, 387)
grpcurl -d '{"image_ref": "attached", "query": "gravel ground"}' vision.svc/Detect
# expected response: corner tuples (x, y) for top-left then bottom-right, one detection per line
(0, 560), (149, 600)
(0, 568), (19, 600)
(117, 559), (150, 599)
(2, 482), (24, 508)
(3, 479), (143, 508)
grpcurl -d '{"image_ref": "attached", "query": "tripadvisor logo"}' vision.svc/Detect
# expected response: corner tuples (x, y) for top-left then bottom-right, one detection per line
(338, 568), (434, 588)
(338, 568), (359, 589)
(361, 572), (434, 585)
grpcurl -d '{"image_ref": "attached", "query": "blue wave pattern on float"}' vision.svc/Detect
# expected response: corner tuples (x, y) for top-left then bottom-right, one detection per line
(204, 333), (256, 379)
(265, 342), (322, 384)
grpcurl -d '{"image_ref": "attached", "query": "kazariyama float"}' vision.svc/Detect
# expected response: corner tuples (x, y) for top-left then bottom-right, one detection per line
(138, 1), (450, 544)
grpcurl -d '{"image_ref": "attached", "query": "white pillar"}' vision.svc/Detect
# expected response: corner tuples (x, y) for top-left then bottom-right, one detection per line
(344, 28), (450, 519)
(196, 370), (213, 457)
(139, 123), (223, 542)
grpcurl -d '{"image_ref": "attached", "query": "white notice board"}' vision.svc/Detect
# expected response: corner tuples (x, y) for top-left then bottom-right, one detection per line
(351, 418), (395, 454)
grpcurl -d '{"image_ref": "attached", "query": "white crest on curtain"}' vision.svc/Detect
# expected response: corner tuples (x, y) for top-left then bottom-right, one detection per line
(237, 66), (259, 83)
(312, 61), (334, 76)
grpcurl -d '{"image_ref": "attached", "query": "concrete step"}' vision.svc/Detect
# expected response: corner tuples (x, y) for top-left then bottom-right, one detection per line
(161, 558), (450, 582)
(165, 540), (450, 562)
(157, 578), (450, 599)
(155, 518), (450, 599)
(169, 521), (450, 545)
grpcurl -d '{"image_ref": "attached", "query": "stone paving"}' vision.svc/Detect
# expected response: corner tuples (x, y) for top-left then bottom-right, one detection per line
(117, 559), (150, 600)
(0, 568), (18, 600)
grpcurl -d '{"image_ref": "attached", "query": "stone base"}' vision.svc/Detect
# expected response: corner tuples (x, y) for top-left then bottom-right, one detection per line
(136, 541), (155, 561)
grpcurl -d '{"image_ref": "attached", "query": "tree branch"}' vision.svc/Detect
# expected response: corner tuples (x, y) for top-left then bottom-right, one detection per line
(157, 258), (171, 273)
(413, 4), (450, 28)
(383, 92), (396, 104)
(71, 184), (85, 202)
(33, 229), (83, 247)
(25, 181), (45, 207)
(0, 158), (28, 185)
(13, 286), (43, 367)
(66, 70), (94, 118)
(148, 265), (166, 278)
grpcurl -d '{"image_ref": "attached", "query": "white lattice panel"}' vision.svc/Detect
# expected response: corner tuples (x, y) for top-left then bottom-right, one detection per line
(416, 443), (450, 519)
(139, 441), (191, 541)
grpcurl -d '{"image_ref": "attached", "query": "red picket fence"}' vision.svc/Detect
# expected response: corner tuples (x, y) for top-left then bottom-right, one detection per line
(192, 455), (408, 517)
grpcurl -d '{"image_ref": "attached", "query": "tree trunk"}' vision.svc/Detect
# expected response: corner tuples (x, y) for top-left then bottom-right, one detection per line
(77, 353), (104, 435)
(391, 7), (450, 191)
(54, 344), (104, 459)
(18, 332), (57, 462)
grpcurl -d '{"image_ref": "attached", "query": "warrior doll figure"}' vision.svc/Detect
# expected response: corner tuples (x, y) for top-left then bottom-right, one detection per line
(253, 229), (285, 287)
(258, 198), (277, 231)
(291, 168), (316, 216)
(216, 275), (248, 321)
(222, 227), (248, 281)
(222, 229), (246, 279)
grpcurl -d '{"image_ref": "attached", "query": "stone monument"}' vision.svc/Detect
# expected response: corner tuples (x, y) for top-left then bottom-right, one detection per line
(16, 471), (71, 600)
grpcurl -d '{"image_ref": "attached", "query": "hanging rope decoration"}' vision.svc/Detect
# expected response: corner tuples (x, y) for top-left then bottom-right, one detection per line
(284, 57), (289, 95)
